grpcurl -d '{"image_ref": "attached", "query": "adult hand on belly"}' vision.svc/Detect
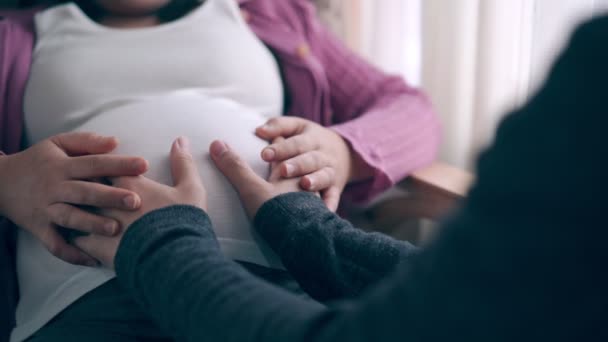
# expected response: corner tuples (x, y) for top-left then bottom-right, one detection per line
(74, 137), (303, 269)
(210, 140), (302, 219)
(69, 92), (285, 268)
(0, 132), (148, 266)
(75, 137), (207, 269)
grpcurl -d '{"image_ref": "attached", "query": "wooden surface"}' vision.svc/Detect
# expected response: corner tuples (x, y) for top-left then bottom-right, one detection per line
(363, 162), (474, 241)
(408, 162), (474, 199)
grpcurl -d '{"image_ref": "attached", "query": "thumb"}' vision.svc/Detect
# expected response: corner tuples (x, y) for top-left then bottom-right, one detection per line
(255, 117), (305, 140)
(210, 140), (265, 196)
(52, 132), (118, 156)
(170, 137), (201, 188)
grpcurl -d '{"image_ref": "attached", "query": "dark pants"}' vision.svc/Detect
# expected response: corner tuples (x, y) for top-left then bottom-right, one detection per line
(27, 262), (307, 342)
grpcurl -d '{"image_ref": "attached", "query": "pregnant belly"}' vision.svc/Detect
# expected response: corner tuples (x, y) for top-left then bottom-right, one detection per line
(13, 93), (282, 342)
(73, 92), (282, 268)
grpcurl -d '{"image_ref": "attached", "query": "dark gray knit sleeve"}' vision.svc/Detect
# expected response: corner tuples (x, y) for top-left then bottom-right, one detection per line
(114, 205), (331, 342)
(253, 192), (419, 300)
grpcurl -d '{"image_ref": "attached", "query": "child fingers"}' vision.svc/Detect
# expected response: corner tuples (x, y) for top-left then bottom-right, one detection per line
(255, 117), (307, 140)
(261, 135), (318, 162)
(300, 167), (336, 192)
(279, 151), (331, 178)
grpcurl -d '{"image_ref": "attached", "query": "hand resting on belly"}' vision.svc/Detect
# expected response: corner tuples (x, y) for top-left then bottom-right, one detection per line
(74, 91), (282, 268)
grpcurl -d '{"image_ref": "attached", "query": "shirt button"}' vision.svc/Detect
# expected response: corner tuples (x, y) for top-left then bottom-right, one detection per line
(240, 9), (251, 23)
(296, 43), (311, 59)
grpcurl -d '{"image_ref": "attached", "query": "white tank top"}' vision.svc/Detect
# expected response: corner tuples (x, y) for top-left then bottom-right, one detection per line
(13, 1), (284, 341)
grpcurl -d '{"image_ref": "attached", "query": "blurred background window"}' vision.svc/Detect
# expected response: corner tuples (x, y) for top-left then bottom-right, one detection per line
(317, 0), (608, 169)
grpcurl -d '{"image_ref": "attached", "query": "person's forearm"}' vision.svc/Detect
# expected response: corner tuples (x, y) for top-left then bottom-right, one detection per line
(114, 204), (426, 342)
(112, 202), (494, 342)
(253, 192), (419, 301)
(115, 205), (332, 342)
(114, 199), (578, 342)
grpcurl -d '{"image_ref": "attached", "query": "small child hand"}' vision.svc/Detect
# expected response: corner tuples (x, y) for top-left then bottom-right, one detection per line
(255, 117), (355, 211)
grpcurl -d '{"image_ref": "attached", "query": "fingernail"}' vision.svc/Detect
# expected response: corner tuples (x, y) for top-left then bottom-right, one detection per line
(210, 141), (228, 157)
(105, 136), (119, 148)
(105, 221), (117, 235)
(304, 177), (314, 189)
(262, 148), (275, 161)
(123, 195), (138, 209)
(177, 136), (191, 152)
(284, 163), (295, 176)
(133, 159), (145, 171)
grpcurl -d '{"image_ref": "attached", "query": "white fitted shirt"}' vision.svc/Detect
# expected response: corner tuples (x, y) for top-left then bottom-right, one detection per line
(13, 0), (284, 340)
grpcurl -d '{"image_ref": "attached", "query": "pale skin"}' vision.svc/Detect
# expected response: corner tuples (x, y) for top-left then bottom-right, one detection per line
(0, 133), (148, 266)
(256, 117), (374, 211)
(0, 0), (373, 264)
(75, 137), (304, 268)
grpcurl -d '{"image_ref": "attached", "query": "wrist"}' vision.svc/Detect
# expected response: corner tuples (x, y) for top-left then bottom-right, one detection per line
(338, 137), (374, 183)
(348, 150), (375, 182)
(329, 129), (375, 183)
